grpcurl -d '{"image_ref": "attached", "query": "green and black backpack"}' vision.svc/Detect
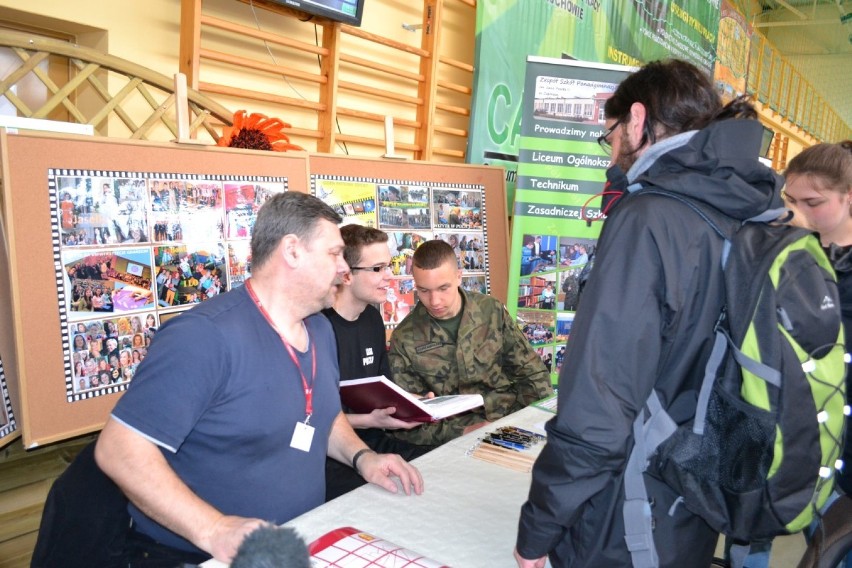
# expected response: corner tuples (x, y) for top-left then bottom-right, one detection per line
(622, 190), (847, 568)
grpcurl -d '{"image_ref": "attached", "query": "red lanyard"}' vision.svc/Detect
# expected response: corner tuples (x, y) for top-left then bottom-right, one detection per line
(245, 279), (316, 420)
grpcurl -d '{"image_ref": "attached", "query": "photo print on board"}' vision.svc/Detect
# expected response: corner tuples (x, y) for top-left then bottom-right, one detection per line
(558, 267), (583, 312)
(381, 277), (416, 326)
(314, 178), (378, 228)
(149, 178), (225, 243)
(554, 343), (567, 375)
(149, 179), (186, 242)
(223, 181), (285, 239)
(532, 75), (616, 125)
(517, 309), (556, 347)
(435, 231), (487, 274)
(534, 273), (558, 311)
(227, 240), (252, 289)
(518, 275), (556, 310)
(386, 231), (431, 277)
(378, 184), (430, 230)
(62, 247), (155, 319)
(461, 274), (488, 295)
(535, 345), (554, 374)
(154, 243), (227, 307)
(0, 355), (17, 439)
(556, 312), (575, 343)
(57, 175), (149, 246)
(558, 236), (596, 269)
(520, 233), (558, 276)
(67, 312), (158, 398)
(432, 188), (483, 230)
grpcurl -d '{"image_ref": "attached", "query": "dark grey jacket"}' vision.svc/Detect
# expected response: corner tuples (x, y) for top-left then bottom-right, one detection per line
(516, 119), (784, 567)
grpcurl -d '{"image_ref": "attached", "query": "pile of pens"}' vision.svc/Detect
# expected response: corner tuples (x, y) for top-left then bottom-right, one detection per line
(469, 426), (546, 472)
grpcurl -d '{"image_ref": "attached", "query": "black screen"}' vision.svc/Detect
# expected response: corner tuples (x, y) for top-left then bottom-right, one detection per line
(269, 0), (364, 27)
(760, 126), (774, 159)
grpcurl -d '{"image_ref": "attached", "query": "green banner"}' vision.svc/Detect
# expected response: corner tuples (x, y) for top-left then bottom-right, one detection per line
(469, 0), (721, 206)
(508, 58), (632, 384)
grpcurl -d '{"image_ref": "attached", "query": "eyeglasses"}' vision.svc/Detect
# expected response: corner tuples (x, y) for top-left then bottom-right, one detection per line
(597, 118), (623, 156)
(350, 264), (391, 273)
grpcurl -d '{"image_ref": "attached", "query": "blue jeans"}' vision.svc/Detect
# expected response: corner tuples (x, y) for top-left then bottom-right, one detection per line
(725, 538), (771, 568)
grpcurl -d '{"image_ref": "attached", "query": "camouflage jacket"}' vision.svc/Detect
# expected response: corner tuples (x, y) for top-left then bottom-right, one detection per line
(388, 289), (552, 445)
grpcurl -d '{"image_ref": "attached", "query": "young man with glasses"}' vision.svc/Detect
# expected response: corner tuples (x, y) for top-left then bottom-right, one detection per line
(322, 224), (434, 500)
(515, 59), (781, 568)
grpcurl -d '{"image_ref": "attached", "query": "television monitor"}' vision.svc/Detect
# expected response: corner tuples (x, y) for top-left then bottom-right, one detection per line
(759, 125), (774, 159)
(267, 0), (364, 27)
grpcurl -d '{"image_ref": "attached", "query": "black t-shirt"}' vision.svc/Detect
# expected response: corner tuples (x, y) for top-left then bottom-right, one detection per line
(322, 304), (391, 380)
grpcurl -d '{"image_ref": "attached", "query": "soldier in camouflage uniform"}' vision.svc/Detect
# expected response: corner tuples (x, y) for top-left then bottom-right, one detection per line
(389, 240), (552, 446)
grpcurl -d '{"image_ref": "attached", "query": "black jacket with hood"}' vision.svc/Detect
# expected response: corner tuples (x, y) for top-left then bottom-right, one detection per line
(516, 119), (784, 567)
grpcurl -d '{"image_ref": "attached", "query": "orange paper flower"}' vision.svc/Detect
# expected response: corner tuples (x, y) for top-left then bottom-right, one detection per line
(217, 110), (304, 152)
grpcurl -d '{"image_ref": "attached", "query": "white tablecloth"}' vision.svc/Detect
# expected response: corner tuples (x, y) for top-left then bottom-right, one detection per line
(202, 405), (554, 567)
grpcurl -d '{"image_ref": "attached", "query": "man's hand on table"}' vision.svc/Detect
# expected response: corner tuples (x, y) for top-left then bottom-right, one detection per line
(201, 514), (269, 563)
(356, 452), (424, 496)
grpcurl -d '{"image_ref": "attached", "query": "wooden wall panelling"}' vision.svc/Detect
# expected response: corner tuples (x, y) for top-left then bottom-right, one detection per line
(0, 29), (232, 143)
(179, 0), (475, 161)
(417, 0), (475, 161)
(415, 0), (440, 160)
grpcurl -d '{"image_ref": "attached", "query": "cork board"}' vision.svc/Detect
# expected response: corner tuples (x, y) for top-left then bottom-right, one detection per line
(308, 155), (509, 304)
(0, 130), (309, 447)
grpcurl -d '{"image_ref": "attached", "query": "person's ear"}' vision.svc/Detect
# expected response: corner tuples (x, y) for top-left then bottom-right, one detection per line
(627, 102), (647, 147)
(279, 234), (301, 268)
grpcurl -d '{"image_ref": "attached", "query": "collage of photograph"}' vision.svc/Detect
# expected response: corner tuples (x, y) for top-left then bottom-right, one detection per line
(68, 313), (157, 395)
(314, 178), (490, 328)
(0, 357), (14, 439)
(53, 172), (287, 400)
(515, 233), (597, 375)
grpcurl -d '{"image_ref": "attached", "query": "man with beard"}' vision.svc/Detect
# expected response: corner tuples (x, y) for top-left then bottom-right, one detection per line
(515, 59), (782, 567)
(96, 192), (423, 567)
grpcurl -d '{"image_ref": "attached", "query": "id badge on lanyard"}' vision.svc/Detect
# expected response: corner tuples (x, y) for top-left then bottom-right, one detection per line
(246, 279), (318, 453)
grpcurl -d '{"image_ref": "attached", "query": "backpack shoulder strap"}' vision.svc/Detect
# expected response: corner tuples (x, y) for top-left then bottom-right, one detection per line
(633, 187), (727, 238)
(623, 390), (677, 568)
(631, 187), (733, 269)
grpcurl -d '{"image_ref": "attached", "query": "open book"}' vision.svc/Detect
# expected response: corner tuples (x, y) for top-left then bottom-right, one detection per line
(339, 375), (484, 423)
(309, 526), (449, 567)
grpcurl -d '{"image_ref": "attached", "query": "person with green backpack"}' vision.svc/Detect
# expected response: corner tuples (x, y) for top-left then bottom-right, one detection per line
(785, 141), (852, 507)
(514, 59), (845, 568)
(729, 141), (852, 568)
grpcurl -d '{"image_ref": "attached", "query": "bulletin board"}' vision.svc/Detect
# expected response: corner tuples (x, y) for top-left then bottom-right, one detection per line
(0, 194), (20, 449)
(0, 132), (509, 448)
(309, 155), (509, 304)
(0, 130), (309, 448)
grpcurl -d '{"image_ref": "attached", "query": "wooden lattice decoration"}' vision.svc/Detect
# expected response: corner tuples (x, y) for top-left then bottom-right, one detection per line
(0, 29), (232, 142)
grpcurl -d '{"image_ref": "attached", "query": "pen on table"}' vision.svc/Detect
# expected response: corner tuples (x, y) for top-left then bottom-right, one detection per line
(504, 426), (545, 440)
(490, 433), (532, 446)
(483, 438), (526, 452)
(495, 429), (534, 441)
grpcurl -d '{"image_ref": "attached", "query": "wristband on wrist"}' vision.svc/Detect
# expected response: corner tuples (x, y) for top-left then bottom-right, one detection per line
(351, 448), (375, 474)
